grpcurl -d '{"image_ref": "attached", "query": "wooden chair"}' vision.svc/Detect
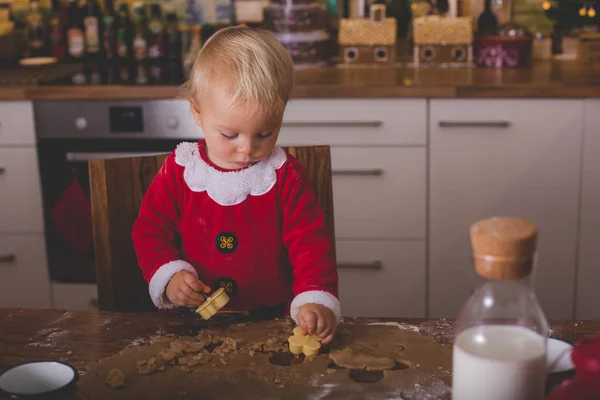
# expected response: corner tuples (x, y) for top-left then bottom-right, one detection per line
(89, 146), (336, 312)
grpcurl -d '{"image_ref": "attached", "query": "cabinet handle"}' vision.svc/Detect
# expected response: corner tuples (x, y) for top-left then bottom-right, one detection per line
(338, 261), (383, 270)
(438, 121), (511, 128)
(0, 166), (5, 175)
(332, 168), (383, 176)
(0, 254), (16, 263)
(282, 121), (383, 128)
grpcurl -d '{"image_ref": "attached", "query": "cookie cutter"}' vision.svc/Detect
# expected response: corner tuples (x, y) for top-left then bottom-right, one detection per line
(195, 287), (231, 320)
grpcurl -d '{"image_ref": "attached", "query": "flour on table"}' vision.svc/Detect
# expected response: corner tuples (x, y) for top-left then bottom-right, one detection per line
(28, 330), (70, 348)
(367, 322), (419, 332)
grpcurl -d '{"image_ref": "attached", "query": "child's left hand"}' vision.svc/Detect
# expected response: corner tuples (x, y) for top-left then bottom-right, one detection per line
(297, 303), (337, 345)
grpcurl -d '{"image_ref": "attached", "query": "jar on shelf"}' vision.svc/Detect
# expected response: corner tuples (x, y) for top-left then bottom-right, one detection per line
(452, 217), (549, 400)
(262, 0), (331, 67)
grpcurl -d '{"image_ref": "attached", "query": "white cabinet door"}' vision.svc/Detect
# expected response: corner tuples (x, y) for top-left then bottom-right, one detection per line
(429, 99), (584, 320)
(279, 99), (427, 146)
(337, 240), (426, 318)
(576, 99), (600, 320)
(0, 147), (45, 233)
(332, 147), (426, 240)
(51, 283), (99, 311)
(0, 235), (51, 308)
(0, 102), (36, 146)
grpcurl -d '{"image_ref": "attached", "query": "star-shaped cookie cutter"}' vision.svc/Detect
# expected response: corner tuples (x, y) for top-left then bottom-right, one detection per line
(195, 287), (231, 320)
(288, 327), (322, 357)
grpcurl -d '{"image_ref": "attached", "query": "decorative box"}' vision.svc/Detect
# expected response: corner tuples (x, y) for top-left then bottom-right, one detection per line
(475, 25), (533, 68)
(578, 32), (600, 63)
(412, 16), (473, 67)
(338, 4), (398, 66)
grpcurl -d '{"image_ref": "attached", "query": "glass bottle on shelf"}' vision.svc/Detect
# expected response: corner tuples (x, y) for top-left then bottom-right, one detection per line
(147, 3), (165, 84)
(26, 0), (47, 58)
(81, 0), (103, 83)
(132, 2), (149, 85)
(102, 0), (118, 83)
(66, 0), (86, 83)
(164, 10), (184, 84)
(477, 0), (498, 35)
(49, 0), (66, 60)
(116, 2), (134, 84)
(452, 217), (549, 400)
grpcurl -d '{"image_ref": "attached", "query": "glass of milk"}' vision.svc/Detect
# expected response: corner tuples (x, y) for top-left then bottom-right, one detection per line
(452, 217), (549, 400)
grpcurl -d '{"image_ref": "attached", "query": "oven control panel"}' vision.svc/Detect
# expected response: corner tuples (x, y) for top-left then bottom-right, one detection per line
(34, 101), (203, 140)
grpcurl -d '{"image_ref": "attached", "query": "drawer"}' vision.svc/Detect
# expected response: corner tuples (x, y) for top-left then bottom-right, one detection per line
(430, 99), (583, 133)
(51, 283), (98, 311)
(278, 99), (427, 146)
(0, 148), (44, 233)
(0, 102), (36, 146)
(0, 235), (51, 308)
(336, 240), (426, 318)
(332, 147), (426, 239)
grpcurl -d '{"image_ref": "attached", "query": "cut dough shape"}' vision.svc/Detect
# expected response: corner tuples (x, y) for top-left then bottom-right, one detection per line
(195, 288), (230, 320)
(329, 347), (396, 371)
(288, 328), (321, 357)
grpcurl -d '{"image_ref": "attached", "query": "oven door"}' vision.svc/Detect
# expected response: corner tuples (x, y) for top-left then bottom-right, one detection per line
(37, 139), (181, 284)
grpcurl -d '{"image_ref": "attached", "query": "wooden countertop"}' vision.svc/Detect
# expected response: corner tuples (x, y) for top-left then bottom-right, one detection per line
(0, 308), (598, 398)
(1, 61), (600, 100)
(0, 308), (598, 374)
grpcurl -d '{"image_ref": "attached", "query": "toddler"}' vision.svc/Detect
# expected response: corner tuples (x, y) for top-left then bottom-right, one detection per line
(132, 26), (340, 344)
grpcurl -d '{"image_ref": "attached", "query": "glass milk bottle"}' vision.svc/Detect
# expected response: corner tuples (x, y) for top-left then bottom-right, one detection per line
(452, 217), (549, 400)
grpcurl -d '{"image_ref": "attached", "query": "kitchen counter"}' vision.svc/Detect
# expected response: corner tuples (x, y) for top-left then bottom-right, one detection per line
(0, 308), (598, 399)
(0, 308), (598, 372)
(1, 61), (600, 100)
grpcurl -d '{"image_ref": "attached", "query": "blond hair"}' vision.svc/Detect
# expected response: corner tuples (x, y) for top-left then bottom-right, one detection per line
(181, 25), (295, 115)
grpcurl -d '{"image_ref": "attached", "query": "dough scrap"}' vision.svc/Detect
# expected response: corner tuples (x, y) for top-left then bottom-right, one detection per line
(329, 347), (396, 371)
(287, 328), (321, 356)
(105, 368), (126, 389)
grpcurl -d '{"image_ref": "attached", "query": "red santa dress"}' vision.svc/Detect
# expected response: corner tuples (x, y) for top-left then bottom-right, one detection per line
(132, 139), (340, 324)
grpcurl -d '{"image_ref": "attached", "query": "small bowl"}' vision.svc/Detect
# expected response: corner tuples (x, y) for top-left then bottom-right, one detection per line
(0, 361), (78, 399)
(547, 338), (575, 374)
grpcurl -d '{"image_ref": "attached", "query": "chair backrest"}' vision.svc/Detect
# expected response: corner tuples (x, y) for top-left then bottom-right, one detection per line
(89, 145), (335, 312)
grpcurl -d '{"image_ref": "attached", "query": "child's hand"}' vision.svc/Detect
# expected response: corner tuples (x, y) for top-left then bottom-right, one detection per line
(297, 303), (337, 345)
(165, 271), (211, 308)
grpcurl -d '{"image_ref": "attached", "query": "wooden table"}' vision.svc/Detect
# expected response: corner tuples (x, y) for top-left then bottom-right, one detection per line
(1, 308), (599, 375)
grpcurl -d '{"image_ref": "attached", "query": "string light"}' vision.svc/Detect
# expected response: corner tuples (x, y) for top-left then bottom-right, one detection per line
(588, 5), (596, 16)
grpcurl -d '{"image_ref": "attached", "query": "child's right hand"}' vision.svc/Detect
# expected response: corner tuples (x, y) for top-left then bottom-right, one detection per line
(165, 271), (211, 308)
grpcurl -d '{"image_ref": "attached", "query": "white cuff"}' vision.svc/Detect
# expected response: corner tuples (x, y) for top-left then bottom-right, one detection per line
(290, 290), (341, 325)
(148, 260), (198, 309)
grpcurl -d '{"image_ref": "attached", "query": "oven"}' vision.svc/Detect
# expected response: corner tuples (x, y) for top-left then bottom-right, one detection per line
(34, 100), (202, 285)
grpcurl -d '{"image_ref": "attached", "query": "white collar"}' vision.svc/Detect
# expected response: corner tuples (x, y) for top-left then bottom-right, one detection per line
(174, 142), (287, 206)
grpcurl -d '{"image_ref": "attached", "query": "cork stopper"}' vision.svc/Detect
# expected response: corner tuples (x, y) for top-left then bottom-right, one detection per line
(470, 217), (538, 280)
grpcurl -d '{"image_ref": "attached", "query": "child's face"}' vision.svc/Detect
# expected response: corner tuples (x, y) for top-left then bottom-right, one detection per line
(191, 84), (283, 170)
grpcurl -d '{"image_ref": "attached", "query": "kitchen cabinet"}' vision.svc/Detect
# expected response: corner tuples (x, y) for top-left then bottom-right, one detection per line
(0, 101), (51, 309)
(51, 283), (99, 311)
(0, 101), (36, 146)
(280, 99), (428, 318)
(0, 148), (45, 233)
(576, 99), (600, 320)
(281, 99), (427, 146)
(337, 240), (426, 318)
(429, 99), (584, 320)
(0, 236), (51, 308)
